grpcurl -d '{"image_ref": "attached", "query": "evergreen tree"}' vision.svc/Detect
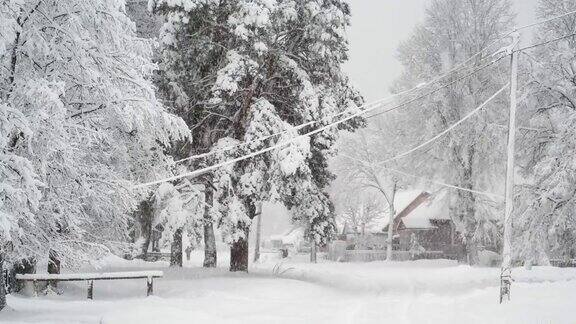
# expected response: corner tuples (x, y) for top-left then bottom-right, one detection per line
(151, 0), (362, 271)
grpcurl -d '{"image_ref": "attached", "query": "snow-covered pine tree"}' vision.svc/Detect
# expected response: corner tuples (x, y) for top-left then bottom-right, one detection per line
(0, 0), (189, 294)
(515, 0), (576, 265)
(393, 0), (513, 264)
(149, 0), (230, 268)
(151, 0), (362, 271)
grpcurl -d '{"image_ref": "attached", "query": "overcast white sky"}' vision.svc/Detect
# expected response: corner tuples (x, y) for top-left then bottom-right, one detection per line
(344, 0), (539, 102)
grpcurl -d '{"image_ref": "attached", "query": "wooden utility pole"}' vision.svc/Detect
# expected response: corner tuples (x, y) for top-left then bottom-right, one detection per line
(500, 31), (520, 304)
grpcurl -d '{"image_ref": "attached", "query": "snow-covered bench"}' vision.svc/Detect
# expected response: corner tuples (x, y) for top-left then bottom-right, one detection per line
(15, 271), (163, 299)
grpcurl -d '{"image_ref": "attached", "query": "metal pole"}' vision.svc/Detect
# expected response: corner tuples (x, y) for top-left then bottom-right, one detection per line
(500, 31), (519, 304)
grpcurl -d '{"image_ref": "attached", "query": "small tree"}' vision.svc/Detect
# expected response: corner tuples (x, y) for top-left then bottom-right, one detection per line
(337, 114), (413, 260)
(338, 194), (385, 235)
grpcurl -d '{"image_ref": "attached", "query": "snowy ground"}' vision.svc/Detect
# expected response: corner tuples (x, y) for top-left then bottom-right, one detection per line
(2, 251), (576, 324)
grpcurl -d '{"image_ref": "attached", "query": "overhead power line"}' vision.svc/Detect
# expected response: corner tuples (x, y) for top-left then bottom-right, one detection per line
(339, 153), (504, 200)
(133, 10), (576, 190)
(515, 8), (576, 31)
(134, 59), (508, 189)
(365, 54), (508, 119)
(162, 36), (513, 169)
(517, 32), (576, 52)
(382, 167), (504, 200)
(374, 83), (510, 165)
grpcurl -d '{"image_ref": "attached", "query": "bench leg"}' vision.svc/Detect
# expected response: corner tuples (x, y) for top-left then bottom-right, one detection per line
(147, 277), (153, 297)
(87, 280), (94, 300)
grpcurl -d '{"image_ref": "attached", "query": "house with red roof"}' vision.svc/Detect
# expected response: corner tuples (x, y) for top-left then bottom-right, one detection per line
(336, 190), (465, 261)
(381, 191), (462, 257)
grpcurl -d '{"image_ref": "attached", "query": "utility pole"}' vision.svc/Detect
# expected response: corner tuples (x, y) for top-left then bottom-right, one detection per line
(500, 30), (520, 304)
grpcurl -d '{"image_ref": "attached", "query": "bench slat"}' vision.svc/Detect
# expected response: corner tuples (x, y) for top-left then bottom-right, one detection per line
(16, 271), (163, 281)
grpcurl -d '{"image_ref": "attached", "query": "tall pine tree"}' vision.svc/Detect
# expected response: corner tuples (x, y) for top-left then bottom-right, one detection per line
(151, 0), (362, 271)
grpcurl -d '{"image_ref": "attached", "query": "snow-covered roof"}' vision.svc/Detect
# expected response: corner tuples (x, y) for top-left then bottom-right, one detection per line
(371, 190), (450, 231)
(399, 191), (450, 229)
(394, 190), (424, 213)
(269, 227), (304, 245)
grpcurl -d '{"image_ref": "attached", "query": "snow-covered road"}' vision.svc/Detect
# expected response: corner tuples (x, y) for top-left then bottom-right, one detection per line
(1, 255), (575, 324)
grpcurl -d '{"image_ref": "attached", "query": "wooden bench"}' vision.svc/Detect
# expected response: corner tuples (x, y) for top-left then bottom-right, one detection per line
(16, 271), (163, 299)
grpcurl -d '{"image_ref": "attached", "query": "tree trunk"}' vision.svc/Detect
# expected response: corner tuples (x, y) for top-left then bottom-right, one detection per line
(170, 228), (183, 267)
(386, 182), (398, 261)
(462, 168), (479, 266)
(230, 226), (249, 272)
(453, 146), (478, 266)
(0, 254), (6, 311)
(203, 185), (217, 268)
(465, 236), (480, 265)
(253, 204), (263, 263)
(141, 230), (152, 257)
(139, 198), (154, 258)
(310, 241), (317, 263)
(47, 250), (61, 289)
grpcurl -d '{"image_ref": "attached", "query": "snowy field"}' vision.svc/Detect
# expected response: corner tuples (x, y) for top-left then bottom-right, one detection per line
(2, 252), (576, 324)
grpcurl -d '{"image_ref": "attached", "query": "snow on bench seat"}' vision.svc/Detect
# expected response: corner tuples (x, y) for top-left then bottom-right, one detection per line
(16, 271), (163, 299)
(16, 271), (163, 281)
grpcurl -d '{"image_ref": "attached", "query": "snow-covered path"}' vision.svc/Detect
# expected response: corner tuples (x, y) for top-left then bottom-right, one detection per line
(3, 274), (362, 324)
(2, 256), (576, 324)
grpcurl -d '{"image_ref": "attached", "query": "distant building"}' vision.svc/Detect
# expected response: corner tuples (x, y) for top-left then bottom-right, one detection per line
(333, 190), (465, 261)
(382, 191), (462, 257)
(264, 227), (308, 252)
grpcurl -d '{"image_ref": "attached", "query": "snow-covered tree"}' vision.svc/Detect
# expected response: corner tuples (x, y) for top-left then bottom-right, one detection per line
(337, 193), (384, 236)
(515, 0), (576, 265)
(152, 179), (203, 266)
(151, 0), (362, 271)
(0, 0), (189, 295)
(335, 113), (417, 260)
(392, 0), (513, 264)
(0, 100), (43, 310)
